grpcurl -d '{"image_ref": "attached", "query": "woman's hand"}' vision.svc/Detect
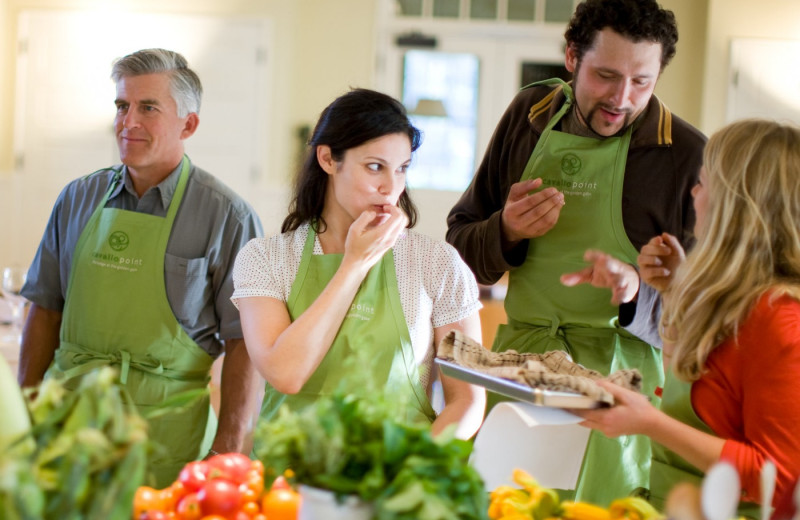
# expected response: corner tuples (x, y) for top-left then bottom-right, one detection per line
(573, 379), (726, 473)
(570, 380), (659, 438)
(637, 233), (685, 293)
(343, 204), (408, 273)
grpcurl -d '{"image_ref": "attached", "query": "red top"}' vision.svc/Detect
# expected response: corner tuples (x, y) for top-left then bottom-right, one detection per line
(692, 292), (800, 518)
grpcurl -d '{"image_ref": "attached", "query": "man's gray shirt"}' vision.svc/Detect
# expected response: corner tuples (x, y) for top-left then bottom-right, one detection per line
(22, 161), (263, 357)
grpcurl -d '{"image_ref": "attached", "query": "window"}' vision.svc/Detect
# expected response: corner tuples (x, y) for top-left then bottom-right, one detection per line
(394, 0), (575, 22)
(401, 50), (480, 191)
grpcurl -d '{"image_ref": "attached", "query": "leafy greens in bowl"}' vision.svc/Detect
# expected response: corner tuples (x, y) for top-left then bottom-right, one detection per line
(253, 392), (489, 520)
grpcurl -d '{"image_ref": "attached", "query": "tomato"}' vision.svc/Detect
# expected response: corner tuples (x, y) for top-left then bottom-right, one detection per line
(139, 512), (169, 520)
(160, 483), (186, 512)
(270, 476), (291, 491)
(207, 453), (252, 484)
(176, 493), (202, 520)
(239, 486), (259, 504)
(240, 471), (264, 497)
(178, 461), (211, 493)
(261, 486), (300, 520)
(197, 479), (242, 518)
(170, 481), (189, 504)
(250, 460), (264, 476)
(134, 486), (166, 518)
(241, 501), (260, 516)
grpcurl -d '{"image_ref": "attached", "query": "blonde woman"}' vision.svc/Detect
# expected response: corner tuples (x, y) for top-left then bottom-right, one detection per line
(574, 119), (800, 518)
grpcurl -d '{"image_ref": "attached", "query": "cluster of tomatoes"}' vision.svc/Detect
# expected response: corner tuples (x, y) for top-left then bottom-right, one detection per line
(132, 453), (301, 520)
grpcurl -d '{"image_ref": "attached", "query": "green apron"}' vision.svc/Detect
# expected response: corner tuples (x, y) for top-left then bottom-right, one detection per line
(492, 79), (664, 506)
(46, 157), (216, 487)
(650, 370), (760, 518)
(257, 227), (436, 428)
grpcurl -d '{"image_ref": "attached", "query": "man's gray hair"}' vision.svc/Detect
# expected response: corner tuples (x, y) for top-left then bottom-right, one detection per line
(111, 48), (202, 117)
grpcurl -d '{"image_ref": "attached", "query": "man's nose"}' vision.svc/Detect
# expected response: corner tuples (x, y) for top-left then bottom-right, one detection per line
(122, 109), (139, 128)
(609, 80), (632, 107)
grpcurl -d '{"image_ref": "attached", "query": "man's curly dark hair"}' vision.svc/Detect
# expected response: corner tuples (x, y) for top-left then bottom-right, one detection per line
(564, 0), (678, 71)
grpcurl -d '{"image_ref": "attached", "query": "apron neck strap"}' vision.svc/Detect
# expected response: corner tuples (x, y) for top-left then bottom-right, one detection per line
(523, 78), (574, 132)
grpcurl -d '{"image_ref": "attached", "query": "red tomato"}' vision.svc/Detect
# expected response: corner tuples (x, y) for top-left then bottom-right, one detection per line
(176, 493), (202, 520)
(270, 476), (291, 491)
(178, 461), (211, 492)
(261, 486), (300, 520)
(207, 453), (252, 484)
(197, 479), (242, 518)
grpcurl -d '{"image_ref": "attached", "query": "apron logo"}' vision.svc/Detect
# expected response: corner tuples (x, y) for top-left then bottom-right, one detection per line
(108, 231), (130, 251)
(561, 153), (582, 176)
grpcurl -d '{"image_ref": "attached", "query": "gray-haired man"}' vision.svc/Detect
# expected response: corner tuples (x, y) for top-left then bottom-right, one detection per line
(19, 48), (263, 486)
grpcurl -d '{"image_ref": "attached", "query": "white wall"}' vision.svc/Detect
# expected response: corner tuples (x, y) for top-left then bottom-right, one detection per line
(3, 0), (799, 267)
(654, 0), (708, 129)
(701, 0), (800, 134)
(0, 0), (378, 268)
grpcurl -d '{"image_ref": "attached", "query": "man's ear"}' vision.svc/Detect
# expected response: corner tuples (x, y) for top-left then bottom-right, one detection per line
(180, 113), (199, 140)
(316, 145), (337, 175)
(565, 43), (578, 73)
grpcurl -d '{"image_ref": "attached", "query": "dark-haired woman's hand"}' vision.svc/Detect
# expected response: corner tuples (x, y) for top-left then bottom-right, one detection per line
(343, 205), (408, 274)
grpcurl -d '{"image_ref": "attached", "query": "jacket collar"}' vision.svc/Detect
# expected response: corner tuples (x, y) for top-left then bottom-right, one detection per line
(527, 83), (674, 148)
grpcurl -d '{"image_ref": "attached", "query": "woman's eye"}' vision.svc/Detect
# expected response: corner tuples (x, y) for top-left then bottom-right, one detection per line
(367, 163), (381, 172)
(398, 164), (409, 174)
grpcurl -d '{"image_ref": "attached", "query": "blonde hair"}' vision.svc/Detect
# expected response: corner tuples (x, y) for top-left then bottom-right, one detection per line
(662, 119), (800, 381)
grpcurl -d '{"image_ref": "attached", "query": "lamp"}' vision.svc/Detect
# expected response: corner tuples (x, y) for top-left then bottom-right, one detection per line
(410, 98), (448, 118)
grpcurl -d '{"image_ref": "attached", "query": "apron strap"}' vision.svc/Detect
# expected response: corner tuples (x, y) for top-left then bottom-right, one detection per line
(56, 341), (210, 384)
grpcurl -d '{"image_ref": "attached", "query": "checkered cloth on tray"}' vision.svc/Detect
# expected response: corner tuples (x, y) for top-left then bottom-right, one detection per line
(436, 330), (642, 406)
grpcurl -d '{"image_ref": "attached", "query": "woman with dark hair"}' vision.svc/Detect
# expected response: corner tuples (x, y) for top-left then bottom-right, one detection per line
(232, 89), (485, 439)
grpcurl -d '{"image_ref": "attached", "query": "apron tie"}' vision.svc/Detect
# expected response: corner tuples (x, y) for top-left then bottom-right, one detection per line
(56, 341), (208, 384)
(548, 315), (562, 338)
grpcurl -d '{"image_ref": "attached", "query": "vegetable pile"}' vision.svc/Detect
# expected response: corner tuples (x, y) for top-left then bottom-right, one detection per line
(133, 456), (300, 520)
(0, 367), (150, 520)
(255, 392), (490, 520)
(488, 469), (663, 520)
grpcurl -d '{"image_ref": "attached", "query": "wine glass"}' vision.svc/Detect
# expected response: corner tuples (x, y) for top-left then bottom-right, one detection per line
(2, 266), (28, 343)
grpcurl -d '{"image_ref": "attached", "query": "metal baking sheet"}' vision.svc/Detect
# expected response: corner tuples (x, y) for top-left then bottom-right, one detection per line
(435, 358), (603, 409)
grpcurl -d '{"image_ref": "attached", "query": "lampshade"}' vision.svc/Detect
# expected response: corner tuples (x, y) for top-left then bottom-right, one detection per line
(410, 98), (448, 117)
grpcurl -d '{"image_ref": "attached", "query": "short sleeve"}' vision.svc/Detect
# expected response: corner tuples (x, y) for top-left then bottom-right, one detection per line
(426, 240), (483, 328)
(21, 190), (68, 310)
(231, 237), (286, 307)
